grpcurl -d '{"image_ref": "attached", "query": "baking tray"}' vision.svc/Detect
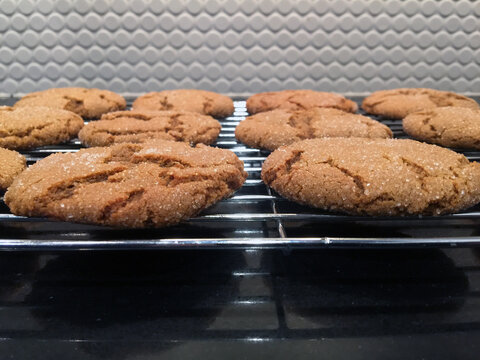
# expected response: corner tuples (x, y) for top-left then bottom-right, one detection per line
(1, 95), (480, 250)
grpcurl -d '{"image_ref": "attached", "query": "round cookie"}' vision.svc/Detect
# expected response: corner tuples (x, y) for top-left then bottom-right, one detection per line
(5, 140), (247, 228)
(0, 106), (84, 150)
(403, 107), (480, 150)
(132, 90), (234, 118)
(246, 90), (358, 114)
(262, 138), (480, 216)
(362, 88), (479, 119)
(14, 88), (126, 119)
(0, 148), (26, 191)
(79, 110), (221, 147)
(235, 108), (392, 151)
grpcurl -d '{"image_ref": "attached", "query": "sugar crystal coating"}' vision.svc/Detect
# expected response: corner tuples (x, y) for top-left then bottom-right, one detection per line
(79, 110), (221, 147)
(133, 90), (234, 118)
(246, 90), (358, 114)
(14, 87), (126, 119)
(0, 106), (84, 149)
(403, 107), (480, 149)
(0, 148), (26, 190)
(262, 138), (480, 216)
(362, 88), (479, 119)
(236, 108), (392, 150)
(5, 140), (247, 228)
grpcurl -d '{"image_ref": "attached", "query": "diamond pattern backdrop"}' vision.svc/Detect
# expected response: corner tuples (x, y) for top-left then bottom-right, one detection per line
(0, 0), (479, 96)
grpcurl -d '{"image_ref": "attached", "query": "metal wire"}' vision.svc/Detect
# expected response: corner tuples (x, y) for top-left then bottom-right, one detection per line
(1, 97), (480, 250)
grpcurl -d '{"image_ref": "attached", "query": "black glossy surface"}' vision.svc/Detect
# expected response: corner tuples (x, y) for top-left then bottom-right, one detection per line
(0, 249), (479, 359)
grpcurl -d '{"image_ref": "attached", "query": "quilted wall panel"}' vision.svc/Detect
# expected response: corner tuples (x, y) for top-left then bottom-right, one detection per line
(0, 0), (479, 96)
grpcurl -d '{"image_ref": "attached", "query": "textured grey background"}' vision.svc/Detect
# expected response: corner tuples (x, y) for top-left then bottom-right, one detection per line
(0, 0), (479, 96)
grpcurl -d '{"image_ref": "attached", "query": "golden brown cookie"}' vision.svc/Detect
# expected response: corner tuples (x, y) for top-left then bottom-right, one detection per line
(235, 108), (392, 151)
(262, 138), (480, 216)
(132, 90), (234, 118)
(403, 107), (480, 149)
(0, 148), (26, 191)
(14, 88), (126, 119)
(5, 140), (247, 228)
(79, 110), (221, 147)
(0, 106), (84, 150)
(246, 90), (358, 114)
(362, 88), (479, 119)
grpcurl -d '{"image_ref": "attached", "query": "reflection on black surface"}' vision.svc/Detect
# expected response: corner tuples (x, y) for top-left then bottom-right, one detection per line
(272, 249), (469, 336)
(0, 252), (41, 302)
(25, 251), (245, 359)
(0, 248), (477, 360)
(282, 215), (480, 239)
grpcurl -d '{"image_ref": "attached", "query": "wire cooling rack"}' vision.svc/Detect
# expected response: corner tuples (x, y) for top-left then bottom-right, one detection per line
(1, 96), (480, 250)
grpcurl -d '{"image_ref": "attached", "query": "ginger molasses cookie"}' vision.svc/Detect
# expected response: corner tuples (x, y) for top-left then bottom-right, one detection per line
(235, 108), (392, 151)
(362, 88), (479, 119)
(5, 140), (247, 228)
(0, 148), (26, 191)
(262, 138), (480, 216)
(403, 107), (480, 150)
(246, 90), (358, 114)
(14, 88), (126, 119)
(79, 110), (221, 147)
(0, 106), (83, 150)
(132, 90), (234, 118)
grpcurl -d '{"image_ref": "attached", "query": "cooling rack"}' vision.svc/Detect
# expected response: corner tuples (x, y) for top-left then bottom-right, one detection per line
(1, 96), (480, 250)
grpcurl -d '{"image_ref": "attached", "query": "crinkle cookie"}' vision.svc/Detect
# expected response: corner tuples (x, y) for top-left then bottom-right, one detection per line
(133, 90), (234, 118)
(403, 107), (480, 150)
(262, 138), (480, 216)
(0, 106), (83, 149)
(5, 140), (247, 228)
(79, 110), (221, 147)
(0, 148), (26, 191)
(362, 88), (479, 119)
(14, 88), (126, 119)
(235, 108), (392, 150)
(246, 90), (358, 114)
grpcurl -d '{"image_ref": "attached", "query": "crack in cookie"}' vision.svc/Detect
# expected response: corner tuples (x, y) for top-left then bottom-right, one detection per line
(362, 88), (479, 119)
(5, 140), (247, 228)
(262, 138), (480, 216)
(79, 110), (221, 147)
(133, 90), (234, 118)
(236, 108), (391, 151)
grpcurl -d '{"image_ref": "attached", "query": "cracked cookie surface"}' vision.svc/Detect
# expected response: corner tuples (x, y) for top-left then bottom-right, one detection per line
(246, 90), (358, 114)
(79, 110), (221, 147)
(14, 88), (126, 119)
(132, 90), (234, 118)
(235, 108), (392, 151)
(362, 88), (479, 119)
(262, 138), (480, 216)
(0, 106), (84, 150)
(0, 148), (26, 191)
(5, 140), (247, 228)
(403, 107), (480, 150)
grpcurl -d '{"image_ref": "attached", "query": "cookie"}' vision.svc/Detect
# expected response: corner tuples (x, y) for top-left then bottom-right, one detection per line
(0, 106), (84, 150)
(403, 107), (480, 150)
(262, 138), (480, 216)
(79, 110), (221, 147)
(5, 140), (247, 228)
(132, 90), (234, 118)
(246, 90), (358, 114)
(0, 148), (26, 191)
(362, 88), (479, 119)
(235, 108), (392, 151)
(14, 88), (126, 119)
